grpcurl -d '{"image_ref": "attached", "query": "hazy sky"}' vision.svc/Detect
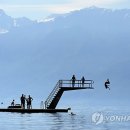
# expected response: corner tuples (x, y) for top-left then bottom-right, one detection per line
(0, 0), (130, 20)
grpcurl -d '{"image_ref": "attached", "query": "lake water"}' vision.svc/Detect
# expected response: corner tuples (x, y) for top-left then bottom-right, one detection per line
(0, 105), (130, 130)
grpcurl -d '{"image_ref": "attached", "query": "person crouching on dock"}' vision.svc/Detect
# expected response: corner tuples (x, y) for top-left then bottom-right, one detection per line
(11, 100), (15, 106)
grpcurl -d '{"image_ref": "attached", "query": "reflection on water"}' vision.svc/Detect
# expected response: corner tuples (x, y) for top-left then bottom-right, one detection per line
(0, 106), (130, 130)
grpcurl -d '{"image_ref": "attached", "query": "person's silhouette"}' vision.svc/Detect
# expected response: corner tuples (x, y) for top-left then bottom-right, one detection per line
(26, 95), (33, 109)
(71, 75), (76, 87)
(81, 76), (85, 87)
(104, 79), (110, 90)
(11, 100), (15, 106)
(20, 94), (26, 109)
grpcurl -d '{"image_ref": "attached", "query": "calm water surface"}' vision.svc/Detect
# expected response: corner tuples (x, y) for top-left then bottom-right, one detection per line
(0, 106), (130, 130)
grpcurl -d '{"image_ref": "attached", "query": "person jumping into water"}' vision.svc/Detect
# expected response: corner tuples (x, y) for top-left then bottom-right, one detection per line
(104, 79), (110, 90)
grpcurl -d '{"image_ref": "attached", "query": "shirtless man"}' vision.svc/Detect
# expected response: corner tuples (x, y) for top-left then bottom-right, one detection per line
(105, 79), (110, 90)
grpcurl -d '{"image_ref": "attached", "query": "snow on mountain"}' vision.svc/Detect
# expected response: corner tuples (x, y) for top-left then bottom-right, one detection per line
(0, 28), (9, 34)
(37, 17), (55, 23)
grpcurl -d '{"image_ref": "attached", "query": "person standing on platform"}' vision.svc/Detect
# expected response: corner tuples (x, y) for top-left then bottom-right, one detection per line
(81, 76), (85, 87)
(71, 75), (76, 87)
(20, 94), (26, 109)
(27, 95), (33, 109)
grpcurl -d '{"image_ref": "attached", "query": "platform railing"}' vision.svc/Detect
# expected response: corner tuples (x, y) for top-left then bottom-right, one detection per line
(59, 80), (94, 88)
(44, 80), (61, 109)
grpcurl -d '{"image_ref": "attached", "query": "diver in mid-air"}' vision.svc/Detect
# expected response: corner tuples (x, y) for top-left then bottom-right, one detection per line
(104, 79), (110, 90)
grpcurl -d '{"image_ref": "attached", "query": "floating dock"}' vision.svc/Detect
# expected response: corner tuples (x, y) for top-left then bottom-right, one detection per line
(0, 108), (69, 113)
(0, 79), (94, 113)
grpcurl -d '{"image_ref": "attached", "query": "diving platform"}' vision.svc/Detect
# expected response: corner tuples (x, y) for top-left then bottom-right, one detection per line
(0, 79), (94, 113)
(44, 80), (94, 109)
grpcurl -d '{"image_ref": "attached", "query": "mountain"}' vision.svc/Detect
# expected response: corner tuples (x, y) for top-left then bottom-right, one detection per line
(0, 9), (13, 33)
(0, 9), (35, 34)
(0, 7), (130, 107)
